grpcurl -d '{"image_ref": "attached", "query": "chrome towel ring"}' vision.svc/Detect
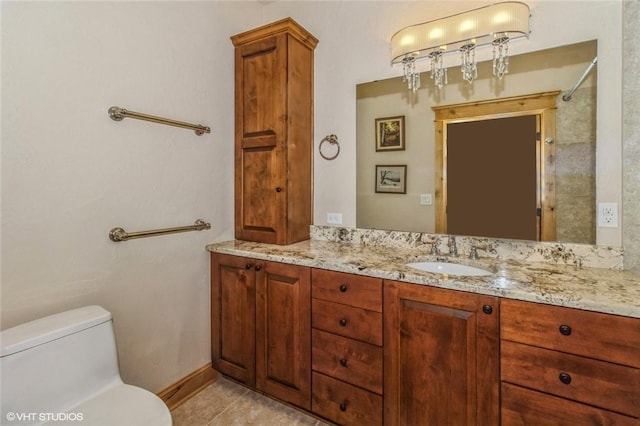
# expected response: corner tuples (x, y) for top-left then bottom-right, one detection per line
(319, 134), (340, 160)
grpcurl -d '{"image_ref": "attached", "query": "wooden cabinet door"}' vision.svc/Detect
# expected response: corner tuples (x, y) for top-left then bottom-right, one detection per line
(234, 34), (287, 244)
(256, 260), (311, 409)
(211, 253), (256, 386)
(384, 280), (499, 426)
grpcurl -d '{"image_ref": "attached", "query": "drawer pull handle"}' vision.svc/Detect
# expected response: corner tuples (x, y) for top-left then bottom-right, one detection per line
(339, 318), (347, 327)
(339, 402), (348, 412)
(339, 358), (348, 367)
(482, 304), (493, 315)
(559, 372), (572, 385)
(254, 265), (261, 271)
(559, 325), (572, 336)
(275, 187), (283, 192)
(339, 284), (348, 292)
(245, 263), (252, 270)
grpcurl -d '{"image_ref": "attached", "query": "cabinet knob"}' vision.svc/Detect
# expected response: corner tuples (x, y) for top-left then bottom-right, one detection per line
(339, 318), (347, 327)
(245, 263), (252, 270)
(559, 372), (572, 385)
(275, 187), (282, 193)
(339, 284), (348, 292)
(254, 265), (261, 271)
(482, 305), (493, 315)
(339, 358), (348, 367)
(339, 402), (348, 412)
(559, 324), (572, 336)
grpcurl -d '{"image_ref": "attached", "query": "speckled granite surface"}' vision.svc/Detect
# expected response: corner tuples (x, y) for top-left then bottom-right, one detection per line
(310, 226), (624, 269)
(207, 230), (640, 319)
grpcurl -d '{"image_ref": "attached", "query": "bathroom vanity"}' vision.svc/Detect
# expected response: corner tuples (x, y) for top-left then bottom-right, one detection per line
(208, 228), (640, 425)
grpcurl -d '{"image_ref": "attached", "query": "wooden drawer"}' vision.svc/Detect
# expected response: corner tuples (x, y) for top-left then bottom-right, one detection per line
(312, 372), (382, 426)
(501, 340), (640, 417)
(312, 269), (382, 312)
(312, 298), (382, 346)
(501, 299), (640, 367)
(501, 382), (637, 426)
(312, 329), (382, 394)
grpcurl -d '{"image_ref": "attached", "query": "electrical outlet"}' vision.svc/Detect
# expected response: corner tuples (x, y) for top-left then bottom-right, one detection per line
(598, 203), (618, 228)
(326, 213), (343, 225)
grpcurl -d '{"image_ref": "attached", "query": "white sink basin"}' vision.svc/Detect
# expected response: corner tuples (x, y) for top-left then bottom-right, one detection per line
(406, 261), (493, 277)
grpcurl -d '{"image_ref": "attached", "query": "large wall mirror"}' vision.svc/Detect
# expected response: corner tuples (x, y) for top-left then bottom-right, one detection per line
(356, 40), (597, 244)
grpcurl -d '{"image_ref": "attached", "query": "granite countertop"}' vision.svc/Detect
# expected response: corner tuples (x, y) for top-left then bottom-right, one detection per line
(206, 239), (640, 319)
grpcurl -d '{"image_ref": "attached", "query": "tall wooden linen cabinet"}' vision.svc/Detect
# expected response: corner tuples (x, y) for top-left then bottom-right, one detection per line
(231, 18), (318, 245)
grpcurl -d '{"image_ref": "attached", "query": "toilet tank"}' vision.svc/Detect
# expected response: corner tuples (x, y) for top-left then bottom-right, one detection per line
(1, 306), (124, 420)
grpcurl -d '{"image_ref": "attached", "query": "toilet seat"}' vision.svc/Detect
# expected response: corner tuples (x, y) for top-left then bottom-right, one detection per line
(47, 384), (172, 426)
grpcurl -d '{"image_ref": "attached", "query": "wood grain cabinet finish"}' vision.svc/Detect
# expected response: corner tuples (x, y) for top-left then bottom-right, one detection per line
(231, 18), (317, 245)
(312, 298), (383, 346)
(501, 382), (638, 426)
(210, 253), (256, 385)
(211, 256), (640, 424)
(384, 280), (500, 426)
(312, 372), (383, 426)
(211, 253), (311, 409)
(310, 269), (383, 426)
(311, 269), (382, 312)
(312, 329), (383, 394)
(501, 299), (640, 424)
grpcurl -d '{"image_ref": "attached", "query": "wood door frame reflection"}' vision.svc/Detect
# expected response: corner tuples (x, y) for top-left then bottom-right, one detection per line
(433, 91), (560, 241)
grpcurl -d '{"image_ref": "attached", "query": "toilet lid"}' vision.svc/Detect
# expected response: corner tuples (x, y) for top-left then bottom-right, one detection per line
(45, 384), (172, 426)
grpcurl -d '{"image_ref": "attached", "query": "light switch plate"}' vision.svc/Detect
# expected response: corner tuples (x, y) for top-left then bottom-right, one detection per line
(327, 212), (343, 225)
(420, 194), (433, 205)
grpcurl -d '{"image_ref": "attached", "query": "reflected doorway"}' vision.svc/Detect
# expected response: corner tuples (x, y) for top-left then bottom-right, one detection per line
(433, 92), (559, 241)
(447, 115), (539, 240)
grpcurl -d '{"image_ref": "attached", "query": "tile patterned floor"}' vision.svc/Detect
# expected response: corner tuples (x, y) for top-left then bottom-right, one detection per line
(171, 377), (332, 426)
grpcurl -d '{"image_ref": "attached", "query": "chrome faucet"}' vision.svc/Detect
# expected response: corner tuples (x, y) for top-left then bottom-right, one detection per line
(430, 241), (440, 256)
(448, 235), (458, 257)
(469, 245), (479, 260)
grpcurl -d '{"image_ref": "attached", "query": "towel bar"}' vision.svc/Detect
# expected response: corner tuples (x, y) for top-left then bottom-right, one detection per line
(109, 219), (211, 242)
(108, 106), (211, 135)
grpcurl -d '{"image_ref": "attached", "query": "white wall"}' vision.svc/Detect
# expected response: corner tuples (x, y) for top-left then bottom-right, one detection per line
(623, 0), (640, 273)
(1, 1), (261, 392)
(1, 0), (630, 395)
(261, 0), (623, 247)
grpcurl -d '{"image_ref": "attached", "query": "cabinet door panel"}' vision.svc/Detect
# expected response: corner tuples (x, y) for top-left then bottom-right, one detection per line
(234, 34), (287, 244)
(384, 280), (499, 426)
(239, 36), (286, 138)
(211, 254), (256, 386)
(256, 261), (311, 409)
(240, 146), (280, 237)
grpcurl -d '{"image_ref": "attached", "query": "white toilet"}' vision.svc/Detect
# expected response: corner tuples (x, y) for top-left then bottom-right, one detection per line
(0, 306), (172, 425)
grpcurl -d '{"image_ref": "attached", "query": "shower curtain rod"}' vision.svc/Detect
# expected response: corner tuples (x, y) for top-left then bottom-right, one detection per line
(562, 56), (598, 102)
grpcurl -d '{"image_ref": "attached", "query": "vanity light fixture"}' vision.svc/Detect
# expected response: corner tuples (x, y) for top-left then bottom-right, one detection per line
(390, 1), (531, 91)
